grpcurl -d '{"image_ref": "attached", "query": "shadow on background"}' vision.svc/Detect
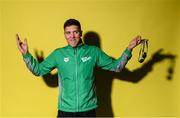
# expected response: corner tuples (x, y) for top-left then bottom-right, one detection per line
(34, 31), (176, 117)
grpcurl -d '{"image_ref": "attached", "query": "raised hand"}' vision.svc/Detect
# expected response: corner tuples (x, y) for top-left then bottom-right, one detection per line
(16, 34), (29, 55)
(128, 35), (142, 51)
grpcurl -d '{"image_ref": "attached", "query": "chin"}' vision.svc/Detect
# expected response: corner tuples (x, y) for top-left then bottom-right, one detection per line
(70, 44), (77, 47)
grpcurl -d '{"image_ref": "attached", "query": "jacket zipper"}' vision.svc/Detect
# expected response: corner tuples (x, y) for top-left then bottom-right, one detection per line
(74, 48), (79, 111)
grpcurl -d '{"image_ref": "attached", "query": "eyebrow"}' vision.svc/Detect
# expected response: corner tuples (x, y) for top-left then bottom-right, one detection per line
(65, 29), (80, 32)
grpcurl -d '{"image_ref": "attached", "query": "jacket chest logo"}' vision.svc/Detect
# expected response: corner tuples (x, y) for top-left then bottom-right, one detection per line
(81, 56), (91, 62)
(64, 57), (69, 62)
(63, 56), (91, 63)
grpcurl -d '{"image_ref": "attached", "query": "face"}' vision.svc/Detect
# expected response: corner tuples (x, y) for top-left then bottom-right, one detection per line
(64, 25), (82, 47)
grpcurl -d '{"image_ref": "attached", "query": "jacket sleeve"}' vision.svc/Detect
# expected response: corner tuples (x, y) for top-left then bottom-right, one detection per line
(96, 47), (132, 72)
(22, 50), (57, 76)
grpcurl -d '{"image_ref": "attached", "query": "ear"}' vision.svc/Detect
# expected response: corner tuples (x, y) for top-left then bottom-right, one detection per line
(64, 31), (66, 36)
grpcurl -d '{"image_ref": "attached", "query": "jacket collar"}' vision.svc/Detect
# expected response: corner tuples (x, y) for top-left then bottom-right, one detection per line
(66, 39), (86, 49)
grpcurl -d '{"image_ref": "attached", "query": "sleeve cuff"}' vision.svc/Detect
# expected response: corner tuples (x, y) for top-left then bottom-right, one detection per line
(22, 52), (31, 59)
(124, 48), (132, 58)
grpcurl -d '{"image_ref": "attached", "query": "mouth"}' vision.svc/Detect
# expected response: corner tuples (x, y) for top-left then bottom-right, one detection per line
(70, 39), (76, 43)
(69, 39), (77, 45)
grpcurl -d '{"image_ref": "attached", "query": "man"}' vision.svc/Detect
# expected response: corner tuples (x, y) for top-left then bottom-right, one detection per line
(16, 19), (142, 117)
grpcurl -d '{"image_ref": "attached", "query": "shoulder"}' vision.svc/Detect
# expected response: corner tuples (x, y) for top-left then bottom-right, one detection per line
(53, 45), (69, 52)
(83, 45), (103, 57)
(50, 46), (66, 56)
(52, 48), (61, 53)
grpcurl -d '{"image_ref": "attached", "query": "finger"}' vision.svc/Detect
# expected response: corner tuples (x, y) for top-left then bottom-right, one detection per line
(138, 36), (144, 45)
(135, 35), (140, 39)
(133, 35), (141, 43)
(16, 34), (20, 44)
(16, 34), (22, 49)
(16, 34), (26, 54)
(137, 39), (141, 44)
(24, 38), (28, 49)
(24, 38), (27, 45)
(16, 34), (22, 43)
(137, 35), (141, 40)
(17, 42), (24, 53)
(16, 34), (24, 46)
(16, 34), (19, 40)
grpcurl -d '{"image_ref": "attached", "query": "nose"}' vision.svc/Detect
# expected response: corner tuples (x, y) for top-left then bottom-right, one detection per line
(70, 32), (75, 38)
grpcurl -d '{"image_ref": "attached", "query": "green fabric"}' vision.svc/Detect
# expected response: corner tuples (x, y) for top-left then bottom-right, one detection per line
(23, 44), (132, 112)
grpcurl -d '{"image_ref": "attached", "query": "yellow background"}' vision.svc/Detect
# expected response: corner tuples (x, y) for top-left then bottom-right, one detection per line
(0, 0), (180, 117)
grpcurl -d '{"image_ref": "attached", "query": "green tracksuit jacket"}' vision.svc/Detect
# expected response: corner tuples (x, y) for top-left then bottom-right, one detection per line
(23, 43), (132, 112)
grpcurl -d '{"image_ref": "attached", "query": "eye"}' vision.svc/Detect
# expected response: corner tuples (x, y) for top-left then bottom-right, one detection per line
(65, 31), (71, 35)
(74, 31), (79, 34)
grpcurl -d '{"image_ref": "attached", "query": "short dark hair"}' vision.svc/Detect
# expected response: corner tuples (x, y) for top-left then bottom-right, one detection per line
(64, 19), (81, 30)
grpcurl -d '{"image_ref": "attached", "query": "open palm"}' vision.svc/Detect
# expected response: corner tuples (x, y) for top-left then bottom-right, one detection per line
(16, 34), (29, 55)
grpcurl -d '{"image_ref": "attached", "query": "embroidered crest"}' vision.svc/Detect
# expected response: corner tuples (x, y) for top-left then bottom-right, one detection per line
(64, 57), (69, 62)
(81, 56), (91, 62)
